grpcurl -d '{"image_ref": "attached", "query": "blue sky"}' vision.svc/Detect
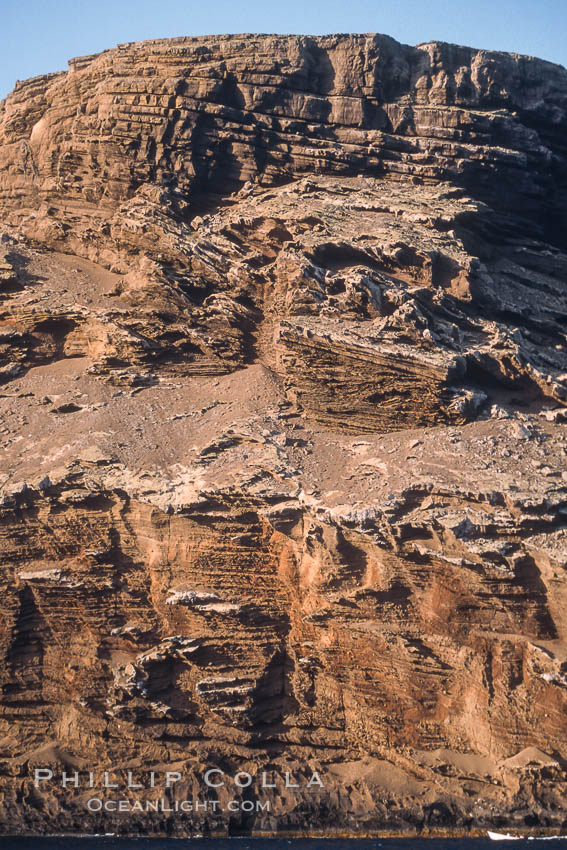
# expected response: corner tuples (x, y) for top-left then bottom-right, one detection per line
(2, 0), (566, 100)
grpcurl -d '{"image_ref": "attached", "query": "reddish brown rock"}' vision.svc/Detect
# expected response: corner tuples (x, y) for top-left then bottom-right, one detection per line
(0, 33), (567, 838)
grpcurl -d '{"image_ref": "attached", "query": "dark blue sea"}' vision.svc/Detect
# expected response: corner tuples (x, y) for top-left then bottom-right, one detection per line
(2, 839), (567, 849)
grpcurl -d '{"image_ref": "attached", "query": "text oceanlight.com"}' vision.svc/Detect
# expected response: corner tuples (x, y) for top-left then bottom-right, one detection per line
(86, 798), (271, 813)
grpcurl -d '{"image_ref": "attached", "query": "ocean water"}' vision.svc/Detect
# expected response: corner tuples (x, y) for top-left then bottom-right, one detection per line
(2, 839), (566, 849)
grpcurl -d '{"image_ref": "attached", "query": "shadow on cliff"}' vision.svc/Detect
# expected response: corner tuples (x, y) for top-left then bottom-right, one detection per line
(1, 250), (47, 294)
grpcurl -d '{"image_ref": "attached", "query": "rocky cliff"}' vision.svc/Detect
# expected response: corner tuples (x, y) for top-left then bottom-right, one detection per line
(1, 33), (567, 838)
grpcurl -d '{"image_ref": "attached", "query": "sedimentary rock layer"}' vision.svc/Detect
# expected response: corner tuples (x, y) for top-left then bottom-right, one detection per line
(0, 33), (566, 837)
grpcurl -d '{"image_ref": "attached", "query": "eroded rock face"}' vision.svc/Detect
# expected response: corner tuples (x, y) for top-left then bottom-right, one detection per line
(0, 33), (567, 837)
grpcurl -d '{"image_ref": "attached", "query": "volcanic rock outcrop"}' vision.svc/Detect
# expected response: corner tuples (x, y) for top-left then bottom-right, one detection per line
(0, 33), (567, 837)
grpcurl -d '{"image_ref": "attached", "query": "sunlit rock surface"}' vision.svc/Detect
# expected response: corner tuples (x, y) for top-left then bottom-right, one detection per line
(0, 33), (567, 837)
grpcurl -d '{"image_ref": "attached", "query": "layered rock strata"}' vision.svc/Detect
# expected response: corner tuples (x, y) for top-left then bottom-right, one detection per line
(0, 33), (567, 837)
